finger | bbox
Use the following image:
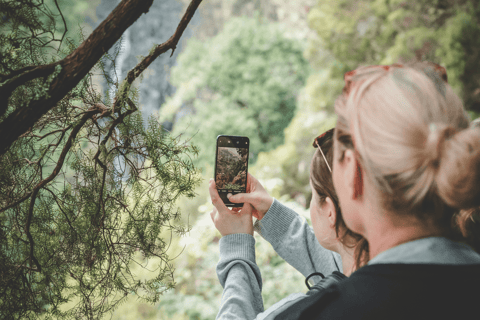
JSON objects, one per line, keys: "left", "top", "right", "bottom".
{"left": 246, "top": 172, "right": 259, "bottom": 193}
{"left": 246, "top": 172, "right": 254, "bottom": 193}
{"left": 209, "top": 179, "right": 229, "bottom": 213}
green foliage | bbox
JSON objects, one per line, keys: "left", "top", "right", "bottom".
{"left": 161, "top": 16, "right": 310, "bottom": 168}
{"left": 250, "top": 65, "right": 341, "bottom": 201}
{"left": 0, "top": 1, "right": 201, "bottom": 319}
{"left": 251, "top": 100, "right": 337, "bottom": 204}
{"left": 1, "top": 104, "right": 201, "bottom": 319}
{"left": 305, "top": 0, "right": 480, "bottom": 110}
{"left": 435, "top": 3, "right": 480, "bottom": 110}
{"left": 251, "top": 0, "right": 480, "bottom": 202}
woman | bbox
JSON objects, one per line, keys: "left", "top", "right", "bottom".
{"left": 306, "top": 62, "right": 480, "bottom": 319}
{"left": 209, "top": 128, "right": 367, "bottom": 319}
{"left": 209, "top": 62, "right": 480, "bottom": 319}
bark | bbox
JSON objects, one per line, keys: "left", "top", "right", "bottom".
{"left": 0, "top": 0, "right": 154, "bottom": 156}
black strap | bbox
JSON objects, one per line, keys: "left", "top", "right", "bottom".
{"left": 305, "top": 272, "right": 325, "bottom": 290}
{"left": 270, "top": 271, "right": 346, "bottom": 320}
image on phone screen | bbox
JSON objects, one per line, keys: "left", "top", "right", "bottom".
{"left": 215, "top": 135, "right": 249, "bottom": 207}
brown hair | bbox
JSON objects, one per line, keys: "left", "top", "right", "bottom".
{"left": 310, "top": 132, "right": 369, "bottom": 269}
{"left": 334, "top": 62, "right": 480, "bottom": 235}
{"left": 454, "top": 208, "right": 480, "bottom": 253}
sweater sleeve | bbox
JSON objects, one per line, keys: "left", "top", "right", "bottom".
{"left": 253, "top": 199, "right": 342, "bottom": 285}
{"left": 216, "top": 233, "right": 264, "bottom": 320}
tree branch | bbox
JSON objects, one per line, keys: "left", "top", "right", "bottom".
{"left": 115, "top": 0, "right": 203, "bottom": 109}
{"left": 0, "top": 0, "right": 155, "bottom": 156}
{"left": 0, "top": 192, "right": 32, "bottom": 214}
{"left": 43, "top": 187, "right": 76, "bottom": 235}
{"left": 0, "top": 66, "right": 37, "bottom": 83}
{"left": 24, "top": 105, "right": 104, "bottom": 272}
{"left": 53, "top": 0, "right": 67, "bottom": 51}
{"left": 92, "top": 99, "right": 137, "bottom": 225}
{"left": 0, "top": 63, "right": 58, "bottom": 117}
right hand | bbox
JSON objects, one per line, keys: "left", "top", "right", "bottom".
{"left": 209, "top": 179, "right": 254, "bottom": 237}
{"left": 228, "top": 173, "right": 274, "bottom": 221}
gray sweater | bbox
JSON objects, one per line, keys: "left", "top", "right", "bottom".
{"left": 215, "top": 199, "right": 480, "bottom": 320}
{"left": 215, "top": 199, "right": 342, "bottom": 320}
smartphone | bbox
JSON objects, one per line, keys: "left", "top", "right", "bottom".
{"left": 214, "top": 135, "right": 249, "bottom": 207}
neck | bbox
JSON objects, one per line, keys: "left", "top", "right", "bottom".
{"left": 365, "top": 210, "right": 443, "bottom": 260}
{"left": 337, "top": 244, "right": 355, "bottom": 276}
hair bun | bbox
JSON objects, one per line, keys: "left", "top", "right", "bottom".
{"left": 425, "top": 123, "right": 457, "bottom": 168}
{"left": 436, "top": 127, "right": 480, "bottom": 209}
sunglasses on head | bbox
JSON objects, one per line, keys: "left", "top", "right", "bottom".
{"left": 343, "top": 62, "right": 448, "bottom": 96}
{"left": 313, "top": 128, "right": 334, "bottom": 173}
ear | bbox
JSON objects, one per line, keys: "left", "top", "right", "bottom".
{"left": 343, "top": 149, "right": 363, "bottom": 200}
{"left": 353, "top": 159, "right": 364, "bottom": 199}
{"left": 324, "top": 197, "right": 337, "bottom": 228}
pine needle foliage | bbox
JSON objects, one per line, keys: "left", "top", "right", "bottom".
{"left": 0, "top": 1, "right": 202, "bottom": 319}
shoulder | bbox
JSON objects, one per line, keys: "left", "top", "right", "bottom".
{"left": 301, "top": 264, "right": 480, "bottom": 320}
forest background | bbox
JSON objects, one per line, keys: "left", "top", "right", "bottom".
{"left": 2, "top": 0, "right": 480, "bottom": 319}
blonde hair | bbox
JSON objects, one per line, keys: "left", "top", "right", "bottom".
{"left": 334, "top": 63, "right": 480, "bottom": 224}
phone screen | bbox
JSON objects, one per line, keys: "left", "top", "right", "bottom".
{"left": 215, "top": 135, "right": 249, "bottom": 207}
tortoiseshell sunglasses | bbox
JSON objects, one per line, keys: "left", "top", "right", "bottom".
{"left": 312, "top": 128, "right": 335, "bottom": 173}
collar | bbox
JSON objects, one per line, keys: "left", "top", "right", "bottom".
{"left": 368, "top": 237, "right": 480, "bottom": 265}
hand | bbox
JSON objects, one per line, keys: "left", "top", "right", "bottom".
{"left": 209, "top": 179, "right": 254, "bottom": 236}
{"left": 228, "top": 173, "right": 274, "bottom": 221}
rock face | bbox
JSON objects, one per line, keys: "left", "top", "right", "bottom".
{"left": 89, "top": 0, "right": 316, "bottom": 125}
{"left": 91, "top": 0, "right": 200, "bottom": 121}
{"left": 215, "top": 148, "right": 247, "bottom": 190}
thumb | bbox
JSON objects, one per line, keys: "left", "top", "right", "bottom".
{"left": 229, "top": 192, "right": 255, "bottom": 204}
{"left": 209, "top": 179, "right": 229, "bottom": 214}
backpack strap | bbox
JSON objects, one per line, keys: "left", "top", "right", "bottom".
{"left": 261, "top": 272, "right": 346, "bottom": 320}
{"left": 309, "top": 271, "right": 346, "bottom": 292}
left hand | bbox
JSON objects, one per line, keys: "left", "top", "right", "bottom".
{"left": 209, "top": 179, "right": 254, "bottom": 236}
{"left": 228, "top": 173, "right": 273, "bottom": 221}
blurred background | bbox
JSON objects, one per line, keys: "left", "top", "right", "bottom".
{"left": 62, "top": 0, "right": 480, "bottom": 318}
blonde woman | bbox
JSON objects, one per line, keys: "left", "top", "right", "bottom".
{"left": 313, "top": 62, "right": 480, "bottom": 319}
